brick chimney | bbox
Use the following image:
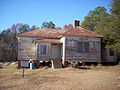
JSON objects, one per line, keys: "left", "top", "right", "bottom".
{"left": 74, "top": 20, "right": 80, "bottom": 28}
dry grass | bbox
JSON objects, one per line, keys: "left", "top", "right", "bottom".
{"left": 0, "top": 64, "right": 120, "bottom": 90}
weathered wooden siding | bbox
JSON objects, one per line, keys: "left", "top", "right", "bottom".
{"left": 102, "top": 48, "right": 117, "bottom": 63}
{"left": 18, "top": 36, "right": 102, "bottom": 67}
{"left": 18, "top": 37, "right": 37, "bottom": 61}
{"left": 64, "top": 37, "right": 101, "bottom": 62}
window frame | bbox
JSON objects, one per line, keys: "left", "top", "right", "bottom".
{"left": 77, "top": 41, "right": 90, "bottom": 53}
{"left": 84, "top": 42, "right": 89, "bottom": 53}
{"left": 39, "top": 44, "right": 48, "bottom": 56}
{"left": 77, "top": 41, "right": 83, "bottom": 53}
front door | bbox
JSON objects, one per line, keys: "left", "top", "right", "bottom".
{"left": 51, "top": 45, "right": 61, "bottom": 59}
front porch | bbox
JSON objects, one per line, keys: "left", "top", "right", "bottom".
{"left": 35, "top": 39, "right": 63, "bottom": 68}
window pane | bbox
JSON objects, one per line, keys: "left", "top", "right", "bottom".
{"left": 84, "top": 42, "right": 89, "bottom": 53}
{"left": 67, "top": 40, "right": 75, "bottom": 47}
{"left": 77, "top": 42, "right": 83, "bottom": 53}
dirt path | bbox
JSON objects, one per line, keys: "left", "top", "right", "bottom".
{"left": 0, "top": 65, "right": 120, "bottom": 90}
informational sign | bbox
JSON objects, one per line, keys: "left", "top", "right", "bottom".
{"left": 21, "top": 61, "right": 29, "bottom": 67}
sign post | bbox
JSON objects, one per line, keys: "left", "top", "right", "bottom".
{"left": 22, "top": 67, "right": 25, "bottom": 78}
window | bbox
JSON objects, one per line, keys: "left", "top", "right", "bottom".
{"left": 67, "top": 40, "right": 75, "bottom": 47}
{"left": 109, "top": 49, "right": 114, "bottom": 56}
{"left": 40, "top": 45, "right": 47, "bottom": 55}
{"left": 90, "top": 41, "right": 100, "bottom": 52}
{"left": 77, "top": 42, "right": 83, "bottom": 53}
{"left": 84, "top": 42, "right": 89, "bottom": 53}
{"left": 77, "top": 41, "right": 89, "bottom": 53}
{"left": 93, "top": 41, "right": 96, "bottom": 48}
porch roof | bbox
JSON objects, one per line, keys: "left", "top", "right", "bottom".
{"left": 35, "top": 39, "right": 62, "bottom": 44}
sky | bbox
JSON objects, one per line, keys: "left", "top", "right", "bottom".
{"left": 0, "top": 0, "right": 111, "bottom": 31}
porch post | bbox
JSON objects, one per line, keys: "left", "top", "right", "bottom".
{"left": 35, "top": 43, "right": 38, "bottom": 60}
{"left": 62, "top": 37, "right": 66, "bottom": 66}
{"left": 51, "top": 60, "right": 54, "bottom": 69}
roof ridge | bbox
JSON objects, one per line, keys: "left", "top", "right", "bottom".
{"left": 18, "top": 27, "right": 103, "bottom": 38}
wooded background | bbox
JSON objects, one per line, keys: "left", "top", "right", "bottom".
{"left": 0, "top": 0, "right": 120, "bottom": 62}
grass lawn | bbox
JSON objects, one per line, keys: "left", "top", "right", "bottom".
{"left": 0, "top": 63, "right": 120, "bottom": 90}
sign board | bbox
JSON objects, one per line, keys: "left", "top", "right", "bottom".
{"left": 21, "top": 60, "right": 29, "bottom": 67}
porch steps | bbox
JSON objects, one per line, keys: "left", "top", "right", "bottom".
{"left": 51, "top": 59, "right": 62, "bottom": 69}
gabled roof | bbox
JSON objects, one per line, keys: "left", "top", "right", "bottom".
{"left": 18, "top": 27, "right": 103, "bottom": 39}
{"left": 18, "top": 29, "right": 65, "bottom": 39}
{"left": 63, "top": 27, "right": 103, "bottom": 38}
